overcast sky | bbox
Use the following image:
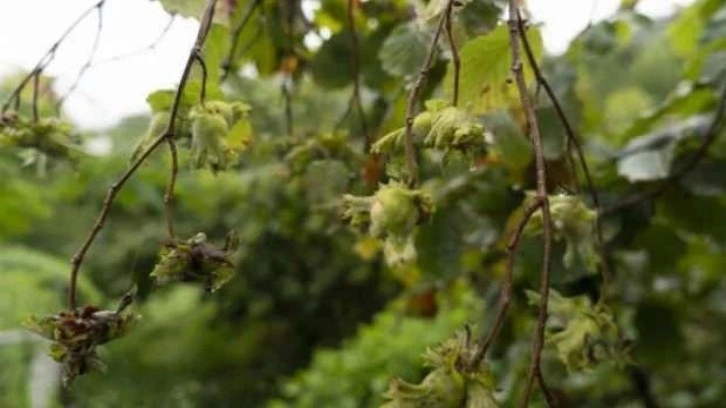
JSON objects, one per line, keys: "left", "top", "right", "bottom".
{"left": 0, "top": 0, "right": 694, "bottom": 129}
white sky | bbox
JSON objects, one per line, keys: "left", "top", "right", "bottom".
{"left": 0, "top": 0, "right": 694, "bottom": 129}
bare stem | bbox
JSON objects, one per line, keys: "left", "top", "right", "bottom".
{"left": 2, "top": 0, "right": 106, "bottom": 113}
{"left": 346, "top": 0, "right": 369, "bottom": 149}
{"left": 96, "top": 14, "right": 176, "bottom": 65}
{"left": 443, "top": 7, "right": 460, "bottom": 107}
{"left": 601, "top": 86, "right": 726, "bottom": 216}
{"left": 164, "top": 138, "right": 179, "bottom": 239}
{"left": 56, "top": 4, "right": 104, "bottom": 112}
{"left": 471, "top": 198, "right": 543, "bottom": 367}
{"left": 67, "top": 0, "right": 219, "bottom": 310}
{"left": 221, "top": 0, "right": 263, "bottom": 80}
{"left": 282, "top": 0, "right": 295, "bottom": 139}
{"left": 31, "top": 72, "right": 40, "bottom": 122}
{"left": 193, "top": 51, "right": 209, "bottom": 105}
{"left": 402, "top": 0, "right": 454, "bottom": 186}
{"left": 516, "top": 12, "right": 610, "bottom": 303}
{"left": 505, "top": 3, "right": 553, "bottom": 406}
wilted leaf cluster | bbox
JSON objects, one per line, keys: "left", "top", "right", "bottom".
{"left": 150, "top": 232, "right": 237, "bottom": 292}
{"left": 527, "top": 290, "right": 631, "bottom": 372}
{"left": 24, "top": 306, "right": 137, "bottom": 386}
{"left": 381, "top": 329, "right": 499, "bottom": 408}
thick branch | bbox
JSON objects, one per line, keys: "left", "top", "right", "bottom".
{"left": 505, "top": 3, "right": 553, "bottom": 406}
{"left": 67, "top": 0, "right": 219, "bottom": 310}
{"left": 402, "top": 0, "right": 454, "bottom": 186}
{"left": 601, "top": 86, "right": 726, "bottom": 215}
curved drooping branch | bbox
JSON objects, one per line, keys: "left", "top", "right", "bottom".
{"left": 67, "top": 0, "right": 220, "bottom": 310}
{"left": 55, "top": 4, "right": 105, "bottom": 111}
{"left": 1, "top": 0, "right": 106, "bottom": 114}
{"left": 601, "top": 86, "right": 726, "bottom": 215}
{"left": 401, "top": 0, "right": 457, "bottom": 186}
{"left": 515, "top": 12, "right": 611, "bottom": 303}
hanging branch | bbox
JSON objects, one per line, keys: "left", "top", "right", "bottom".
{"left": 501, "top": 3, "right": 554, "bottom": 406}
{"left": 346, "top": 0, "right": 369, "bottom": 149}
{"left": 402, "top": 0, "right": 453, "bottom": 186}
{"left": 1, "top": 0, "right": 106, "bottom": 114}
{"left": 515, "top": 11, "right": 611, "bottom": 302}
{"left": 471, "top": 199, "right": 543, "bottom": 366}
{"left": 193, "top": 51, "right": 209, "bottom": 104}
{"left": 601, "top": 86, "right": 726, "bottom": 216}
{"left": 67, "top": 0, "right": 219, "bottom": 310}
{"left": 164, "top": 138, "right": 179, "bottom": 240}
{"left": 56, "top": 4, "right": 104, "bottom": 112}
{"left": 220, "top": 0, "right": 263, "bottom": 80}
{"left": 443, "top": 5, "right": 460, "bottom": 106}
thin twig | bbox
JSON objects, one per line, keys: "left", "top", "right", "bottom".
{"left": 346, "top": 0, "right": 369, "bottom": 149}
{"left": 565, "top": 137, "right": 582, "bottom": 193}
{"left": 505, "top": 3, "right": 554, "bottom": 406}
{"left": 56, "top": 4, "right": 104, "bottom": 112}
{"left": 282, "top": 79, "right": 294, "bottom": 138}
{"left": 282, "top": 0, "right": 295, "bottom": 139}
{"left": 96, "top": 14, "right": 176, "bottom": 64}
{"left": 164, "top": 138, "right": 179, "bottom": 239}
{"left": 516, "top": 12, "right": 610, "bottom": 303}
{"left": 601, "top": 86, "right": 726, "bottom": 215}
{"left": 221, "top": 0, "right": 263, "bottom": 80}
{"left": 2, "top": 0, "right": 106, "bottom": 113}
{"left": 31, "top": 72, "right": 40, "bottom": 122}
{"left": 471, "top": 198, "right": 543, "bottom": 366}
{"left": 193, "top": 51, "right": 209, "bottom": 104}
{"left": 537, "top": 371, "right": 558, "bottom": 407}
{"left": 628, "top": 365, "right": 660, "bottom": 408}
{"left": 443, "top": 7, "right": 460, "bottom": 106}
{"left": 67, "top": 0, "right": 220, "bottom": 310}
{"left": 402, "top": 0, "right": 454, "bottom": 186}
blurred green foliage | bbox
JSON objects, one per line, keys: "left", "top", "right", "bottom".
{"left": 1, "top": 0, "right": 726, "bottom": 406}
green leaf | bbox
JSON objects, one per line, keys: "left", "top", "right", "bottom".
{"left": 200, "top": 23, "right": 230, "bottom": 86}
{"left": 458, "top": 0, "right": 500, "bottom": 37}
{"left": 666, "top": 0, "right": 723, "bottom": 59}
{"left": 445, "top": 25, "right": 543, "bottom": 114}
{"left": 145, "top": 81, "right": 225, "bottom": 114}
{"left": 158, "top": 0, "right": 206, "bottom": 19}
{"left": 378, "top": 23, "right": 432, "bottom": 78}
